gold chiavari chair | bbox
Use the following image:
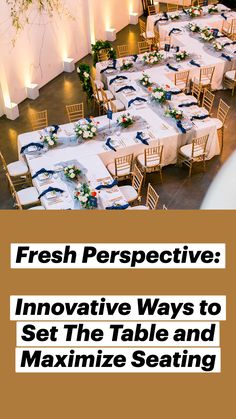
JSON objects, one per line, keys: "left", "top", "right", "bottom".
{"left": 191, "top": 81, "right": 202, "bottom": 104}
{"left": 167, "top": 4, "right": 179, "bottom": 13}
{"left": 223, "top": 70, "right": 236, "bottom": 96}
{"left": 117, "top": 44, "right": 131, "bottom": 58}
{"left": 90, "top": 77, "right": 113, "bottom": 115}
{"left": 137, "top": 145, "right": 164, "bottom": 184}
{"left": 194, "top": 66, "right": 215, "bottom": 90}
{"left": 208, "top": 0, "right": 219, "bottom": 4}
{"left": 6, "top": 173, "right": 40, "bottom": 209}
{"left": 107, "top": 153, "right": 134, "bottom": 182}
{"left": 177, "top": 134, "right": 209, "bottom": 177}
{"left": 139, "top": 18, "right": 154, "bottom": 42}
{"left": 100, "top": 89, "right": 125, "bottom": 114}
{"left": 30, "top": 110, "right": 48, "bottom": 131}
{"left": 97, "top": 48, "right": 110, "bottom": 62}
{"left": 148, "top": 5, "right": 158, "bottom": 15}
{"left": 222, "top": 20, "right": 232, "bottom": 38}
{"left": 230, "top": 23, "right": 236, "bottom": 41}
{"left": 0, "top": 151, "right": 30, "bottom": 189}
{"left": 197, "top": 0, "right": 206, "bottom": 6}
{"left": 126, "top": 184, "right": 160, "bottom": 210}
{"left": 202, "top": 89, "right": 215, "bottom": 115}
{"left": 119, "top": 165, "right": 144, "bottom": 205}
{"left": 138, "top": 41, "right": 152, "bottom": 54}
{"left": 66, "top": 103, "right": 84, "bottom": 123}
{"left": 174, "top": 70, "right": 190, "bottom": 92}
{"left": 211, "top": 99, "right": 230, "bottom": 153}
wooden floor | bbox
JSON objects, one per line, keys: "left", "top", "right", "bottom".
{"left": 0, "top": 11, "right": 236, "bottom": 209}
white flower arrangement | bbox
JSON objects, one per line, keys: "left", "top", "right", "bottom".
{"left": 63, "top": 165, "right": 81, "bottom": 181}
{"left": 74, "top": 120, "right": 98, "bottom": 140}
{"left": 143, "top": 51, "right": 164, "bottom": 66}
{"left": 169, "top": 13, "right": 180, "bottom": 20}
{"left": 151, "top": 87, "right": 167, "bottom": 103}
{"left": 175, "top": 50, "right": 189, "bottom": 61}
{"left": 186, "top": 6, "right": 203, "bottom": 18}
{"left": 74, "top": 183, "right": 98, "bottom": 209}
{"left": 213, "top": 41, "right": 224, "bottom": 51}
{"left": 187, "top": 22, "right": 201, "bottom": 33}
{"left": 139, "top": 73, "right": 152, "bottom": 87}
{"left": 117, "top": 113, "right": 134, "bottom": 128}
{"left": 208, "top": 5, "right": 218, "bottom": 14}
{"left": 121, "top": 59, "right": 134, "bottom": 71}
{"left": 43, "top": 133, "right": 58, "bottom": 148}
{"left": 200, "top": 27, "right": 215, "bottom": 42}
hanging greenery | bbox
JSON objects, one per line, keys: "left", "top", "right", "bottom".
{"left": 91, "top": 40, "right": 117, "bottom": 66}
{"left": 77, "top": 63, "right": 93, "bottom": 101}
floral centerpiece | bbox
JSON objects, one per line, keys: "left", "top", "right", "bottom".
{"left": 151, "top": 87, "right": 167, "bottom": 104}
{"left": 165, "top": 108, "right": 183, "bottom": 120}
{"left": 143, "top": 51, "right": 163, "bottom": 66}
{"left": 74, "top": 183, "right": 98, "bottom": 209}
{"left": 213, "top": 41, "right": 224, "bottom": 51}
{"left": 120, "top": 60, "right": 133, "bottom": 71}
{"left": 200, "top": 27, "right": 215, "bottom": 42}
{"left": 187, "top": 22, "right": 201, "bottom": 33}
{"left": 117, "top": 113, "right": 134, "bottom": 128}
{"left": 139, "top": 73, "right": 152, "bottom": 87}
{"left": 208, "top": 5, "right": 219, "bottom": 14}
{"left": 186, "top": 6, "right": 203, "bottom": 18}
{"left": 63, "top": 165, "right": 81, "bottom": 181}
{"left": 74, "top": 120, "right": 98, "bottom": 140}
{"left": 43, "top": 132, "right": 58, "bottom": 148}
{"left": 175, "top": 50, "right": 189, "bottom": 61}
{"left": 169, "top": 13, "right": 180, "bottom": 21}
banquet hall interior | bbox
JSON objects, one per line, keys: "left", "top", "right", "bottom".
{"left": 0, "top": 0, "right": 235, "bottom": 210}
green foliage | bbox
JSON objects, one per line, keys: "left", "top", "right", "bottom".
{"left": 77, "top": 63, "right": 93, "bottom": 101}
{"left": 91, "top": 40, "right": 117, "bottom": 66}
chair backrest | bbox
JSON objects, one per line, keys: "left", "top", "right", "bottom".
{"left": 139, "top": 19, "right": 146, "bottom": 36}
{"left": 175, "top": 70, "right": 190, "bottom": 88}
{"left": 115, "top": 154, "right": 133, "bottom": 177}
{"left": 192, "top": 135, "right": 209, "bottom": 159}
{"left": 217, "top": 99, "right": 230, "bottom": 125}
{"left": 66, "top": 103, "right": 84, "bottom": 123}
{"left": 192, "top": 81, "right": 202, "bottom": 104}
{"left": 0, "top": 151, "right": 8, "bottom": 171}
{"left": 138, "top": 41, "right": 151, "bottom": 54}
{"left": 117, "top": 44, "right": 130, "bottom": 58}
{"left": 98, "top": 49, "right": 110, "bottom": 62}
{"left": 167, "top": 4, "right": 178, "bottom": 12}
{"left": 132, "top": 165, "right": 143, "bottom": 196}
{"left": 148, "top": 5, "right": 157, "bottom": 15}
{"left": 197, "top": 0, "right": 206, "bottom": 6}
{"left": 100, "top": 89, "right": 110, "bottom": 112}
{"left": 30, "top": 110, "right": 48, "bottom": 131}
{"left": 222, "top": 20, "right": 232, "bottom": 35}
{"left": 146, "top": 183, "right": 159, "bottom": 210}
{"left": 202, "top": 89, "right": 215, "bottom": 114}
{"left": 200, "top": 66, "right": 215, "bottom": 83}
{"left": 144, "top": 146, "right": 163, "bottom": 167}
{"left": 5, "top": 173, "right": 22, "bottom": 210}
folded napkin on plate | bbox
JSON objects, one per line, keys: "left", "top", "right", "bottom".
{"left": 109, "top": 75, "right": 128, "bottom": 85}
{"left": 51, "top": 124, "right": 60, "bottom": 134}
{"left": 176, "top": 120, "right": 187, "bottom": 134}
{"left": 105, "top": 138, "right": 117, "bottom": 152}
{"left": 106, "top": 203, "right": 130, "bottom": 210}
{"left": 154, "top": 13, "right": 169, "bottom": 25}
{"left": 136, "top": 131, "right": 149, "bottom": 145}
{"left": 96, "top": 180, "right": 118, "bottom": 191}
{"left": 169, "top": 28, "right": 181, "bottom": 36}
{"left": 100, "top": 60, "right": 117, "bottom": 74}
{"left": 221, "top": 13, "right": 228, "bottom": 20}
{"left": 189, "top": 59, "right": 201, "bottom": 67}
{"left": 38, "top": 187, "right": 64, "bottom": 199}
{"left": 32, "top": 168, "right": 55, "bottom": 179}
{"left": 166, "top": 63, "right": 179, "bottom": 71}
{"left": 116, "top": 85, "right": 136, "bottom": 93}
{"left": 132, "top": 55, "right": 138, "bottom": 62}
{"left": 178, "top": 101, "right": 197, "bottom": 108}
{"left": 20, "top": 142, "right": 44, "bottom": 154}
{"left": 182, "top": 8, "right": 188, "bottom": 14}
{"left": 128, "top": 97, "right": 147, "bottom": 107}
{"left": 191, "top": 114, "right": 208, "bottom": 121}
{"left": 221, "top": 53, "right": 232, "bottom": 61}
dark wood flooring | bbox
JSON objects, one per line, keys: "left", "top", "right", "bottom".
{"left": 0, "top": 9, "right": 235, "bottom": 209}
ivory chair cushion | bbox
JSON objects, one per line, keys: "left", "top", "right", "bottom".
{"left": 210, "top": 118, "right": 223, "bottom": 130}
{"left": 126, "top": 205, "right": 149, "bottom": 210}
{"left": 17, "top": 187, "right": 39, "bottom": 206}
{"left": 111, "top": 99, "right": 125, "bottom": 112}
{"left": 95, "top": 80, "right": 104, "bottom": 89}
{"left": 179, "top": 144, "right": 205, "bottom": 159}
{"left": 137, "top": 154, "right": 161, "bottom": 168}
{"left": 7, "top": 160, "right": 28, "bottom": 177}
{"left": 225, "top": 70, "right": 236, "bottom": 81}
{"left": 97, "top": 90, "right": 114, "bottom": 101}
{"left": 119, "top": 186, "right": 138, "bottom": 203}
{"left": 194, "top": 76, "right": 211, "bottom": 86}
{"left": 28, "top": 206, "right": 46, "bottom": 210}
{"left": 107, "top": 163, "right": 131, "bottom": 177}
{"left": 142, "top": 31, "right": 155, "bottom": 39}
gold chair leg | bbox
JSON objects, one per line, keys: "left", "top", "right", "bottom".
{"left": 188, "top": 162, "right": 193, "bottom": 178}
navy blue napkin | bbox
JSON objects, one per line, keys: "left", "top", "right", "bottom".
{"left": 221, "top": 53, "right": 232, "bottom": 61}
{"left": 223, "top": 41, "right": 236, "bottom": 47}
{"left": 51, "top": 125, "right": 60, "bottom": 134}
{"left": 100, "top": 59, "right": 117, "bottom": 74}
{"left": 169, "top": 28, "right": 181, "bottom": 36}
{"left": 179, "top": 101, "right": 197, "bottom": 108}
{"left": 221, "top": 13, "right": 227, "bottom": 20}
{"left": 96, "top": 180, "right": 118, "bottom": 191}
{"left": 190, "top": 59, "right": 201, "bottom": 67}
{"left": 136, "top": 132, "right": 149, "bottom": 145}
{"left": 128, "top": 97, "right": 147, "bottom": 107}
{"left": 168, "top": 89, "right": 182, "bottom": 95}
{"left": 106, "top": 203, "right": 130, "bottom": 210}
{"left": 191, "top": 114, "right": 208, "bottom": 121}
{"left": 116, "top": 85, "right": 136, "bottom": 93}
{"left": 106, "top": 138, "right": 117, "bottom": 152}
{"left": 154, "top": 13, "right": 169, "bottom": 26}
{"left": 38, "top": 187, "right": 64, "bottom": 199}
{"left": 182, "top": 9, "right": 188, "bottom": 14}
{"left": 20, "top": 142, "right": 44, "bottom": 154}
{"left": 32, "top": 168, "right": 55, "bottom": 179}
{"left": 176, "top": 120, "right": 187, "bottom": 134}
{"left": 133, "top": 55, "right": 138, "bottom": 62}
{"left": 166, "top": 63, "right": 179, "bottom": 71}
{"left": 109, "top": 75, "right": 128, "bottom": 85}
